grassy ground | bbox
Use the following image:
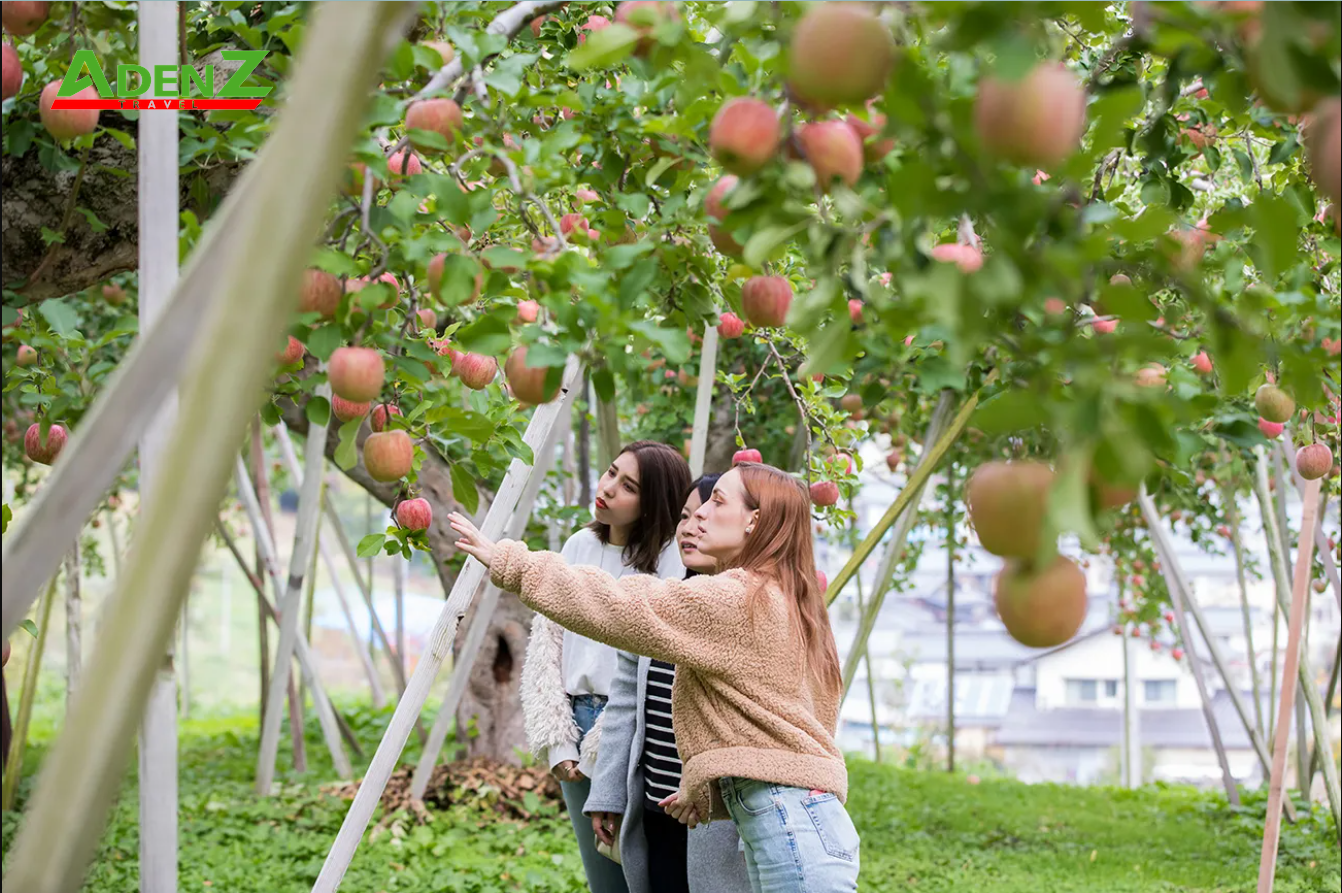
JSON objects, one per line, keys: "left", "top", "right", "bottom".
{"left": 2, "top": 703, "right": 1338, "bottom": 893}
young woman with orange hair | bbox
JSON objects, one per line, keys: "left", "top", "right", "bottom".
{"left": 450, "top": 463, "right": 859, "bottom": 893}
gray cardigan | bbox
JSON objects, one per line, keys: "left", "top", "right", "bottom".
{"left": 583, "top": 650, "right": 750, "bottom": 893}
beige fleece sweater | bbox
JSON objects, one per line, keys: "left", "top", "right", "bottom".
{"left": 490, "top": 539, "right": 846, "bottom": 823}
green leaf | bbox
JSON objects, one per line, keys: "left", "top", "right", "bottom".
{"left": 630, "top": 320, "right": 691, "bottom": 366}
{"left": 260, "top": 402, "right": 282, "bottom": 426}
{"left": 972, "top": 390, "right": 1049, "bottom": 435}
{"left": 1252, "top": 194, "right": 1300, "bottom": 278}
{"left": 305, "top": 397, "right": 331, "bottom": 428}
{"left": 565, "top": 23, "right": 639, "bottom": 71}
{"left": 306, "top": 324, "right": 343, "bottom": 361}
{"left": 1044, "top": 452, "right": 1101, "bottom": 555}
{"left": 451, "top": 464, "right": 480, "bottom": 515}
{"left": 37, "top": 299, "right": 79, "bottom": 338}
{"left": 743, "top": 223, "right": 804, "bottom": 269}
{"left": 356, "top": 534, "right": 387, "bottom": 558}
{"left": 455, "top": 314, "right": 513, "bottom": 357}
{"left": 643, "top": 156, "right": 681, "bottom": 188}
{"left": 1, "top": 503, "right": 10, "bottom": 534}
{"left": 334, "top": 417, "right": 363, "bottom": 470}
{"left": 20, "top": 619, "right": 38, "bottom": 639}
{"left": 592, "top": 367, "right": 616, "bottom": 403}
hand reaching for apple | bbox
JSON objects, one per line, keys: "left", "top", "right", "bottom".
{"left": 448, "top": 512, "right": 496, "bottom": 567}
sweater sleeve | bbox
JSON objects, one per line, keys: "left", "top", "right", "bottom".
{"left": 582, "top": 650, "right": 640, "bottom": 816}
{"left": 490, "top": 539, "right": 752, "bottom": 674}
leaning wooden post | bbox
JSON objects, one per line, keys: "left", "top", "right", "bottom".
{"left": 1252, "top": 456, "right": 1341, "bottom": 840}
{"left": 137, "top": 7, "right": 181, "bottom": 889}
{"left": 314, "top": 357, "right": 584, "bottom": 893}
{"left": 1121, "top": 586, "right": 1141, "bottom": 790}
{"left": 1223, "top": 483, "right": 1265, "bottom": 737}
{"left": 1140, "top": 491, "right": 1286, "bottom": 813}
{"left": 0, "top": 10, "right": 411, "bottom": 889}
{"left": 1139, "top": 489, "right": 1239, "bottom": 805}
{"left": 853, "top": 561, "right": 882, "bottom": 763}
{"left": 840, "top": 394, "right": 959, "bottom": 695}
{"left": 0, "top": 577, "right": 58, "bottom": 812}
{"left": 393, "top": 557, "right": 406, "bottom": 678}
{"left": 1258, "top": 479, "right": 1324, "bottom": 891}
{"left": 410, "top": 377, "right": 579, "bottom": 799}
{"left": 64, "top": 548, "right": 81, "bottom": 711}
{"left": 827, "top": 389, "right": 974, "bottom": 607}
{"left": 688, "top": 325, "right": 719, "bottom": 479}
{"left": 256, "top": 388, "right": 351, "bottom": 793}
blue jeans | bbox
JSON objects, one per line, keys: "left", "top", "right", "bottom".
{"left": 720, "top": 776, "right": 860, "bottom": 893}
{"left": 560, "top": 694, "right": 629, "bottom": 893}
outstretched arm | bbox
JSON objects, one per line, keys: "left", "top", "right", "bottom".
{"left": 450, "top": 513, "right": 751, "bottom": 673}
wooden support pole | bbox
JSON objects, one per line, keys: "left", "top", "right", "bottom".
{"left": 1140, "top": 491, "right": 1286, "bottom": 812}
{"left": 410, "top": 378, "right": 577, "bottom": 799}
{"left": 254, "top": 402, "right": 352, "bottom": 792}
{"left": 136, "top": 8, "right": 181, "bottom": 889}
{"left": 688, "top": 325, "right": 719, "bottom": 479}
{"left": 0, "top": 577, "right": 58, "bottom": 812}
{"left": 314, "top": 357, "right": 584, "bottom": 893}
{"left": 945, "top": 466, "right": 956, "bottom": 774}
{"left": 1224, "top": 484, "right": 1266, "bottom": 737}
{"left": 1252, "top": 458, "right": 1341, "bottom": 840}
{"left": 826, "top": 389, "right": 973, "bottom": 607}
{"left": 64, "top": 547, "right": 81, "bottom": 711}
{"left": 595, "top": 384, "right": 621, "bottom": 473}
{"left": 1258, "top": 479, "right": 1324, "bottom": 891}
{"left": 1121, "top": 595, "right": 1141, "bottom": 789}
{"left": 853, "top": 563, "right": 882, "bottom": 763}
{"left": 393, "top": 557, "right": 406, "bottom": 679}
{"left": 1140, "top": 489, "right": 1239, "bottom": 805}
{"left": 840, "top": 394, "right": 958, "bottom": 695}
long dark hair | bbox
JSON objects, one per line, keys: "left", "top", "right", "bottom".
{"left": 683, "top": 473, "right": 721, "bottom": 580}
{"left": 588, "top": 440, "right": 692, "bottom": 574}
{"left": 728, "top": 463, "right": 842, "bottom": 697}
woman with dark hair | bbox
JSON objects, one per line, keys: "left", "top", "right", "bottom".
{"left": 584, "top": 474, "right": 750, "bottom": 893}
{"left": 452, "top": 462, "right": 859, "bottom": 893}
{"left": 518, "top": 440, "right": 691, "bottom": 893}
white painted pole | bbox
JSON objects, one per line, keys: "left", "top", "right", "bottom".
{"left": 137, "top": 6, "right": 180, "bottom": 890}
{"left": 256, "top": 387, "right": 350, "bottom": 793}
{"left": 688, "top": 325, "right": 718, "bottom": 479}
{"left": 313, "top": 357, "right": 584, "bottom": 893}
{"left": 394, "top": 557, "right": 406, "bottom": 679}
{"left": 64, "top": 547, "right": 81, "bottom": 712}
{"left": 1122, "top": 621, "right": 1140, "bottom": 788}
{"left": 222, "top": 559, "right": 231, "bottom": 655}
{"left": 410, "top": 378, "right": 578, "bottom": 799}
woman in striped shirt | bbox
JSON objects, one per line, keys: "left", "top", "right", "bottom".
{"left": 584, "top": 474, "right": 749, "bottom": 893}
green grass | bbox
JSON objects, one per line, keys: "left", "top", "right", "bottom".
{"left": 3, "top": 703, "right": 1338, "bottom": 892}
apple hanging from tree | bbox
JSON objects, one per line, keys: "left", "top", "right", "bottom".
{"left": 328, "top": 346, "right": 386, "bottom": 403}
{"left": 732, "top": 448, "right": 763, "bottom": 466}
{"left": 717, "top": 312, "right": 745, "bottom": 339}
{"left": 974, "top": 61, "right": 1087, "bottom": 168}
{"left": 331, "top": 395, "right": 370, "bottom": 423}
{"left": 24, "top": 422, "right": 67, "bottom": 465}
{"left": 363, "top": 430, "right": 414, "bottom": 482}
{"left": 810, "top": 480, "right": 840, "bottom": 507}
{"left": 994, "top": 556, "right": 1088, "bottom": 648}
{"left": 505, "top": 346, "right": 560, "bottom": 404}
{"left": 709, "top": 97, "right": 780, "bottom": 176}
{"left": 396, "top": 497, "right": 433, "bottom": 531}
{"left": 300, "top": 269, "right": 342, "bottom": 318}
{"left": 371, "top": 403, "right": 402, "bottom": 432}
{"left": 453, "top": 352, "right": 499, "bottom": 390}
{"left": 40, "top": 82, "right": 100, "bottom": 141}
{"left": 2, "top": 42, "right": 24, "bottom": 101}
{"left": 1254, "top": 384, "right": 1294, "bottom": 423}
{"left": 741, "top": 276, "right": 792, "bottom": 328}
{"left": 966, "top": 461, "right": 1055, "bottom": 559}
{"left": 405, "top": 97, "right": 463, "bottom": 150}
{"left": 796, "top": 120, "right": 864, "bottom": 191}
{"left": 1257, "top": 418, "right": 1284, "bottom": 439}
{"left": 931, "top": 243, "right": 983, "bottom": 273}
{"left": 1296, "top": 443, "right": 1333, "bottom": 480}
{"left": 786, "top": 3, "right": 893, "bottom": 110}
{"left": 16, "top": 344, "right": 37, "bottom": 366}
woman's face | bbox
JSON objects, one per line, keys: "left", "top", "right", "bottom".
{"left": 691, "top": 469, "right": 758, "bottom": 563}
{"left": 676, "top": 489, "right": 716, "bottom": 572}
{"left": 593, "top": 450, "right": 642, "bottom": 530}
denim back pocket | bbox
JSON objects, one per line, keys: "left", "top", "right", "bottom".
{"left": 802, "top": 792, "right": 860, "bottom": 862}
{"left": 732, "top": 778, "right": 780, "bottom": 816}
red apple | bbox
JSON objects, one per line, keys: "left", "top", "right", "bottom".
{"left": 717, "top": 311, "right": 745, "bottom": 339}
{"left": 300, "top": 269, "right": 342, "bottom": 318}
{"left": 786, "top": 3, "right": 893, "bottom": 110}
{"left": 2, "top": 2, "right": 49, "bottom": 36}
{"left": 415, "top": 307, "right": 438, "bottom": 331}
{"left": 277, "top": 336, "right": 305, "bottom": 366}
{"left": 387, "top": 150, "right": 423, "bottom": 180}
{"left": 24, "top": 422, "right": 67, "bottom": 465}
{"left": 560, "top": 213, "right": 589, "bottom": 237}
{"left": 1296, "top": 443, "right": 1333, "bottom": 480}
{"left": 797, "top": 120, "right": 863, "bottom": 191}
{"left": 816, "top": 570, "right": 829, "bottom": 591}
{"left": 704, "top": 175, "right": 742, "bottom": 256}
{"left": 422, "top": 40, "right": 454, "bottom": 66}
{"left": 331, "top": 395, "right": 370, "bottom": 423}
{"left": 371, "top": 403, "right": 402, "bottom": 432}
{"left": 427, "top": 252, "right": 483, "bottom": 303}
{"left": 577, "top": 14, "right": 610, "bottom": 44}
{"left": 975, "top": 62, "right": 1087, "bottom": 168}
{"left": 2, "top": 42, "right": 24, "bottom": 101}
{"left": 741, "top": 276, "right": 792, "bottom": 328}
{"left": 346, "top": 272, "right": 401, "bottom": 310}
{"left": 1091, "top": 318, "right": 1118, "bottom": 335}
{"left": 847, "top": 299, "right": 864, "bottom": 324}
{"left": 709, "top": 97, "right": 780, "bottom": 176}
{"left": 613, "top": 1, "right": 679, "bottom": 55}
{"left": 810, "top": 480, "right": 840, "bottom": 506}
{"left": 1172, "top": 647, "right": 1185, "bottom": 661}
{"left": 40, "top": 82, "right": 100, "bottom": 141}
{"left": 16, "top": 344, "right": 37, "bottom": 366}
{"left": 453, "top": 352, "right": 499, "bottom": 390}
{"left": 1257, "top": 418, "right": 1284, "bottom": 439}
{"left": 505, "top": 345, "right": 560, "bottom": 404}
{"left": 1191, "top": 351, "right": 1213, "bottom": 374}
{"left": 405, "top": 98, "right": 463, "bottom": 150}
{"left": 515, "top": 299, "right": 540, "bottom": 323}
{"left": 931, "top": 243, "right": 983, "bottom": 273}
{"left": 363, "top": 430, "right": 414, "bottom": 482}
{"left": 845, "top": 112, "right": 894, "bottom": 163}
{"left": 396, "top": 496, "right": 433, "bottom": 531}
{"left": 732, "top": 448, "right": 763, "bottom": 466}
{"left": 328, "top": 346, "right": 385, "bottom": 402}
{"left": 102, "top": 283, "right": 126, "bottom": 305}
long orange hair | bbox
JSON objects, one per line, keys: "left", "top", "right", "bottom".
{"left": 726, "top": 463, "right": 842, "bottom": 697}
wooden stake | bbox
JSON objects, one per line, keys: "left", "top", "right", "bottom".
{"left": 827, "top": 389, "right": 974, "bottom": 607}
{"left": 1258, "top": 479, "right": 1323, "bottom": 891}
{"left": 945, "top": 466, "right": 956, "bottom": 774}
{"left": 1, "top": 577, "right": 58, "bottom": 812}
{"left": 1141, "top": 489, "right": 1239, "bottom": 805}
{"left": 410, "top": 379, "right": 577, "bottom": 799}
{"left": 64, "top": 547, "right": 81, "bottom": 711}
{"left": 1224, "top": 484, "right": 1266, "bottom": 737}
{"left": 688, "top": 325, "right": 719, "bottom": 479}
{"left": 0, "top": 10, "right": 411, "bottom": 887}
{"left": 313, "top": 357, "right": 584, "bottom": 893}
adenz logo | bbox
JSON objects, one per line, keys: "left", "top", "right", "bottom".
{"left": 52, "top": 49, "right": 271, "bottom": 111}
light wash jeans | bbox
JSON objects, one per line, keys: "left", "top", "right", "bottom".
{"left": 560, "top": 694, "right": 629, "bottom": 893}
{"left": 720, "top": 776, "right": 860, "bottom": 893}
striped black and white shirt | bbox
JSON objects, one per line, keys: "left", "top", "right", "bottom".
{"left": 641, "top": 658, "right": 682, "bottom": 809}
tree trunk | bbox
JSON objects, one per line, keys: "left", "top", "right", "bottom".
{"left": 454, "top": 591, "right": 532, "bottom": 763}
{"left": 702, "top": 391, "right": 740, "bottom": 474}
